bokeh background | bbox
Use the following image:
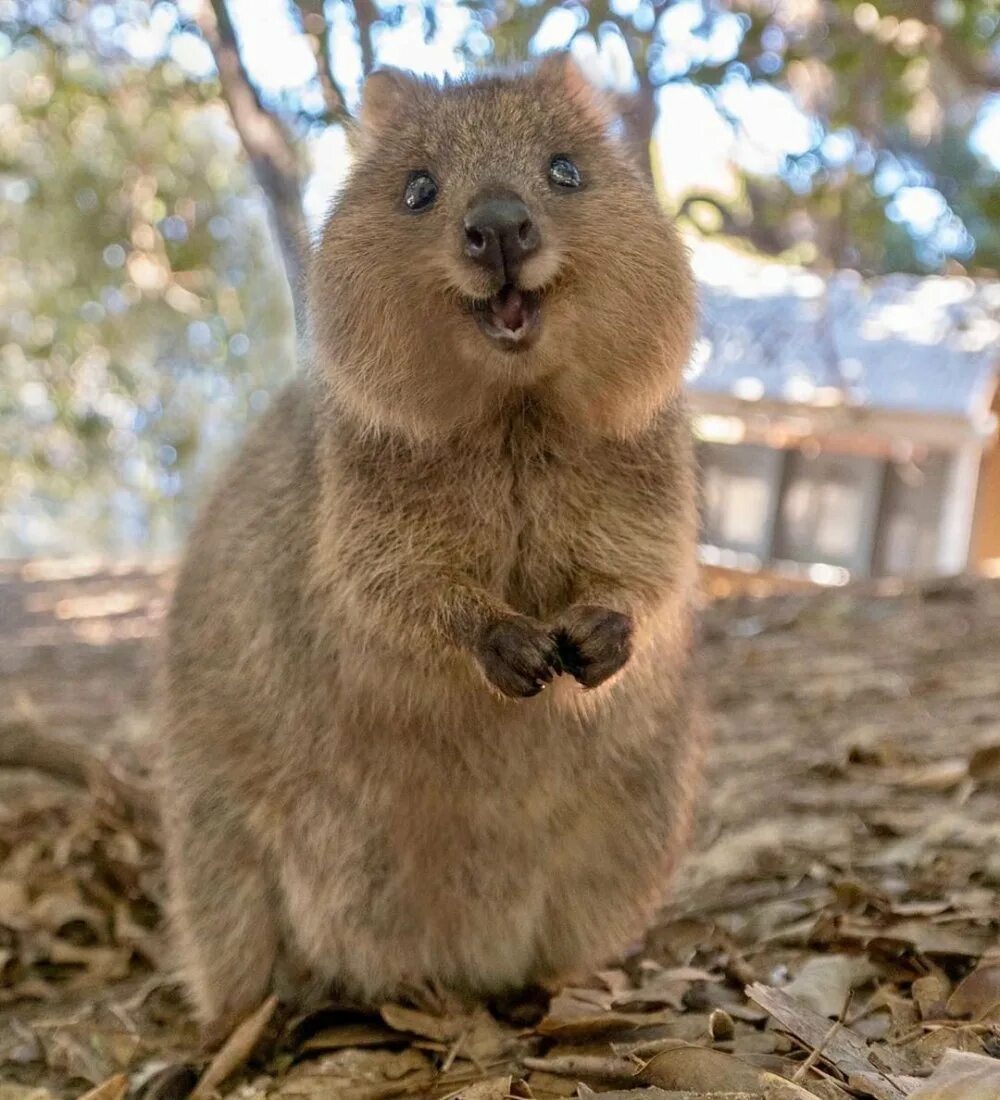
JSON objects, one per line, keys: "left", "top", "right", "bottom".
{"left": 2, "top": 0, "right": 999, "bottom": 577}
{"left": 3, "top": 10, "right": 1000, "bottom": 1096}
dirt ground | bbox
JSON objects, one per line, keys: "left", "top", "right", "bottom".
{"left": 1, "top": 561, "right": 999, "bottom": 1100}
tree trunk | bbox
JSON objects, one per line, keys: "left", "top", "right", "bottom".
{"left": 197, "top": 0, "right": 310, "bottom": 335}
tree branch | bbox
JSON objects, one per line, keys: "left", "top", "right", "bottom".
{"left": 605, "top": 19, "right": 656, "bottom": 182}
{"left": 196, "top": 0, "right": 309, "bottom": 332}
{"left": 351, "top": 0, "right": 378, "bottom": 78}
{"left": 293, "top": 0, "right": 353, "bottom": 124}
{"left": 678, "top": 190, "right": 791, "bottom": 256}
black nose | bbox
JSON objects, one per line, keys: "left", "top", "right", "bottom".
{"left": 463, "top": 196, "right": 540, "bottom": 282}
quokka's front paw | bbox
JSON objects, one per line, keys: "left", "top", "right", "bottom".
{"left": 475, "top": 616, "right": 563, "bottom": 699}
{"left": 554, "top": 605, "right": 633, "bottom": 689}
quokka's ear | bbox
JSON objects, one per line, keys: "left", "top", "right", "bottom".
{"left": 359, "top": 67, "right": 425, "bottom": 133}
{"left": 536, "top": 51, "right": 615, "bottom": 131}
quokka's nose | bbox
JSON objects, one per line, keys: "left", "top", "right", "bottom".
{"left": 463, "top": 196, "right": 540, "bottom": 282}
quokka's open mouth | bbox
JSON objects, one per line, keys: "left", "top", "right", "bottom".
{"left": 470, "top": 285, "right": 542, "bottom": 350}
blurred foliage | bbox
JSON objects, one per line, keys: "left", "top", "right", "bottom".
{"left": 0, "top": 7, "right": 294, "bottom": 556}
{"left": 1, "top": 0, "right": 998, "bottom": 557}
{"left": 465, "top": 0, "right": 1000, "bottom": 274}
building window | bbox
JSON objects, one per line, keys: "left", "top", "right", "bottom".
{"left": 698, "top": 439, "right": 965, "bottom": 579}
{"left": 698, "top": 442, "right": 783, "bottom": 559}
{"left": 772, "top": 451, "right": 884, "bottom": 575}
{"left": 873, "top": 454, "right": 949, "bottom": 577}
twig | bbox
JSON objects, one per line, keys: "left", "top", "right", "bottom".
{"left": 791, "top": 992, "right": 850, "bottom": 1084}
{"left": 293, "top": 0, "right": 352, "bottom": 125}
{"left": 520, "top": 1054, "right": 638, "bottom": 1083}
{"left": 351, "top": 0, "right": 378, "bottom": 77}
{"left": 440, "top": 1029, "right": 465, "bottom": 1074}
{"left": 1, "top": 717, "right": 101, "bottom": 785}
{"left": 0, "top": 719, "right": 157, "bottom": 830}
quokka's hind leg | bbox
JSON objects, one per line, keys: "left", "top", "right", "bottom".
{"left": 162, "top": 786, "right": 279, "bottom": 1045}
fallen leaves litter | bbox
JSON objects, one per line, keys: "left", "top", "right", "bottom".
{"left": 2, "top": 567, "right": 1000, "bottom": 1099}
{"left": 746, "top": 984, "right": 912, "bottom": 1098}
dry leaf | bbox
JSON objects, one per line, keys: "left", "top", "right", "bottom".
{"left": 946, "top": 963, "right": 1000, "bottom": 1021}
{"left": 522, "top": 1070, "right": 576, "bottom": 1098}
{"left": 537, "top": 990, "right": 670, "bottom": 1040}
{"left": 299, "top": 1022, "right": 402, "bottom": 1052}
{"left": 612, "top": 1013, "right": 714, "bottom": 1054}
{"left": 0, "top": 879, "right": 31, "bottom": 928}
{"left": 908, "top": 1024, "right": 988, "bottom": 1072}
{"left": 759, "top": 1074, "right": 828, "bottom": 1099}
{"left": 746, "top": 983, "right": 911, "bottom": 1090}
{"left": 781, "top": 956, "right": 876, "bottom": 1018}
{"left": 613, "top": 967, "right": 721, "bottom": 1012}
{"left": 191, "top": 994, "right": 278, "bottom": 1099}
{"left": 639, "top": 1043, "right": 765, "bottom": 1092}
{"left": 875, "top": 921, "right": 993, "bottom": 959}
{"left": 894, "top": 760, "right": 968, "bottom": 791}
{"left": 75, "top": 1074, "right": 128, "bottom": 1100}
{"left": 275, "top": 1047, "right": 434, "bottom": 1098}
{"left": 709, "top": 1008, "right": 736, "bottom": 1041}
{"left": 578, "top": 1092, "right": 760, "bottom": 1100}
{"left": 909, "top": 1049, "right": 1000, "bottom": 1099}
{"left": 449, "top": 1077, "right": 515, "bottom": 1100}
{"left": 968, "top": 744, "right": 1000, "bottom": 782}
{"left": 847, "top": 1071, "right": 926, "bottom": 1100}
{"left": 911, "top": 973, "right": 950, "bottom": 1020}
{"left": 379, "top": 1003, "right": 510, "bottom": 1064}
{"left": 379, "top": 1003, "right": 463, "bottom": 1044}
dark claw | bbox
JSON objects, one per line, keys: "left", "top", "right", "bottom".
{"left": 475, "top": 617, "right": 562, "bottom": 699}
{"left": 555, "top": 605, "right": 634, "bottom": 689}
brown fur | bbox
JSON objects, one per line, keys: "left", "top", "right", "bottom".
{"left": 160, "top": 54, "right": 706, "bottom": 1039}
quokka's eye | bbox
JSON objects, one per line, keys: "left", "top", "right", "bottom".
{"left": 404, "top": 171, "right": 438, "bottom": 212}
{"left": 548, "top": 155, "right": 582, "bottom": 190}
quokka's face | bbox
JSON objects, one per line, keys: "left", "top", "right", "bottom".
{"left": 312, "top": 54, "right": 694, "bottom": 436}
{"left": 354, "top": 73, "right": 606, "bottom": 360}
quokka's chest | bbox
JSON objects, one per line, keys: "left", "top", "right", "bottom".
{"left": 346, "top": 421, "right": 598, "bottom": 611}
{"left": 477, "top": 446, "right": 590, "bottom": 616}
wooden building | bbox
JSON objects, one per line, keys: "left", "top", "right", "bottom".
{"left": 686, "top": 246, "right": 1000, "bottom": 582}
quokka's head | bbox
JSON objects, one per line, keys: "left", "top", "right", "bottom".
{"left": 310, "top": 54, "right": 695, "bottom": 440}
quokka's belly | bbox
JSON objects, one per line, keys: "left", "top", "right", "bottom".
{"left": 264, "top": 700, "right": 688, "bottom": 999}
{"left": 274, "top": 820, "right": 672, "bottom": 999}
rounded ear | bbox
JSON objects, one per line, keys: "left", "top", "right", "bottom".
{"left": 536, "top": 51, "right": 615, "bottom": 130}
{"left": 360, "top": 67, "right": 423, "bottom": 132}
